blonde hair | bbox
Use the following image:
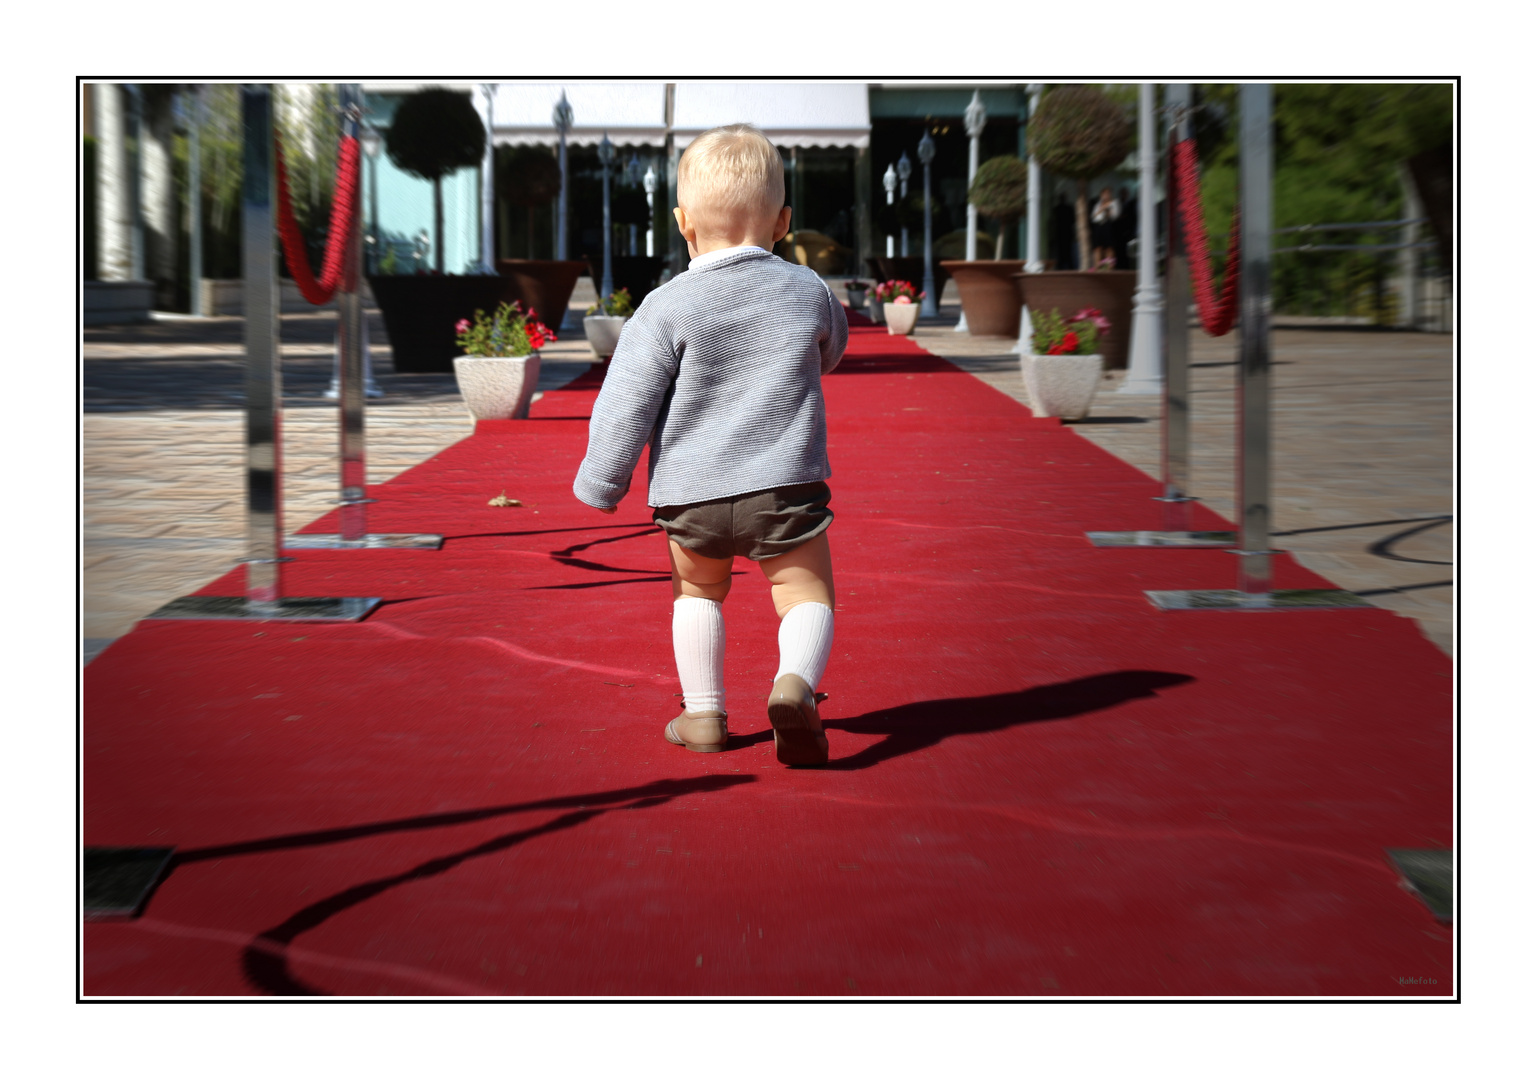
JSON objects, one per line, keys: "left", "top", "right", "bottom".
{"left": 676, "top": 124, "right": 785, "bottom": 237}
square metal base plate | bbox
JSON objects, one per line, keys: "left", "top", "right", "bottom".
{"left": 283, "top": 533, "right": 444, "bottom": 550}
{"left": 84, "top": 847, "right": 176, "bottom": 919}
{"left": 1386, "top": 848, "right": 1452, "bottom": 923}
{"left": 1146, "top": 588, "right": 1373, "bottom": 611}
{"left": 1087, "top": 530, "right": 1239, "bottom": 548}
{"left": 144, "top": 595, "right": 382, "bottom": 621}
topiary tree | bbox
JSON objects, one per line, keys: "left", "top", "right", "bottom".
{"left": 497, "top": 144, "right": 562, "bottom": 258}
{"left": 385, "top": 88, "right": 486, "bottom": 272}
{"left": 1027, "top": 86, "right": 1132, "bottom": 270}
{"left": 968, "top": 156, "right": 1031, "bottom": 259}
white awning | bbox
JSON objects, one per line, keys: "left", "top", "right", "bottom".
{"left": 672, "top": 82, "right": 870, "bottom": 150}
{"left": 488, "top": 81, "right": 668, "bottom": 148}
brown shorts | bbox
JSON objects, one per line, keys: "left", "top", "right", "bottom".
{"left": 653, "top": 481, "right": 833, "bottom": 562}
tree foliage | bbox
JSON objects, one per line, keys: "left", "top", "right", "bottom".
{"left": 497, "top": 144, "right": 561, "bottom": 207}
{"left": 1026, "top": 86, "right": 1132, "bottom": 181}
{"left": 385, "top": 87, "right": 485, "bottom": 182}
{"left": 969, "top": 156, "right": 1031, "bottom": 258}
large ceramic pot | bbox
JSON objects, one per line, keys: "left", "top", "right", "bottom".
{"left": 496, "top": 260, "right": 588, "bottom": 329}
{"left": 874, "top": 256, "right": 952, "bottom": 305}
{"left": 1020, "top": 353, "right": 1104, "bottom": 420}
{"left": 884, "top": 301, "right": 920, "bottom": 335}
{"left": 940, "top": 260, "right": 1027, "bottom": 338}
{"left": 1012, "top": 270, "right": 1136, "bottom": 370}
{"left": 585, "top": 255, "right": 666, "bottom": 306}
{"left": 583, "top": 315, "right": 628, "bottom": 360}
{"left": 453, "top": 353, "right": 542, "bottom": 421}
{"left": 368, "top": 274, "right": 508, "bottom": 374}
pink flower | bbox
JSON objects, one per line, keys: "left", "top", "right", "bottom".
{"left": 455, "top": 319, "right": 471, "bottom": 333}
{"left": 895, "top": 295, "right": 912, "bottom": 305}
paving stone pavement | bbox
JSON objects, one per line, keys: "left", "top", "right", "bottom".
{"left": 83, "top": 282, "right": 1452, "bottom": 662}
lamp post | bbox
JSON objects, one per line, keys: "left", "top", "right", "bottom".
{"left": 360, "top": 121, "right": 381, "bottom": 274}
{"left": 960, "top": 88, "right": 986, "bottom": 333}
{"left": 882, "top": 162, "right": 897, "bottom": 258}
{"left": 896, "top": 151, "right": 911, "bottom": 256}
{"left": 553, "top": 89, "right": 573, "bottom": 262}
{"left": 963, "top": 89, "right": 985, "bottom": 262}
{"left": 1024, "top": 84, "right": 1044, "bottom": 273}
{"left": 1122, "top": 83, "right": 1166, "bottom": 394}
{"left": 918, "top": 131, "right": 937, "bottom": 318}
{"left": 188, "top": 86, "right": 206, "bottom": 315}
{"left": 598, "top": 132, "right": 615, "bottom": 300}
{"left": 478, "top": 83, "right": 498, "bottom": 273}
{"left": 643, "top": 161, "right": 657, "bottom": 258}
{"left": 626, "top": 153, "right": 642, "bottom": 256}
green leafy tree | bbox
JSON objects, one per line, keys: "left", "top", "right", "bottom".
{"left": 386, "top": 88, "right": 486, "bottom": 272}
{"left": 1027, "top": 86, "right": 1132, "bottom": 270}
{"left": 968, "top": 155, "right": 1031, "bottom": 259}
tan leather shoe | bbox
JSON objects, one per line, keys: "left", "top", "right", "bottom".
{"left": 766, "top": 673, "right": 829, "bottom": 765}
{"left": 664, "top": 708, "right": 729, "bottom": 753}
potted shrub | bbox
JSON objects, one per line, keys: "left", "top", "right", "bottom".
{"left": 1020, "top": 307, "right": 1109, "bottom": 420}
{"left": 1014, "top": 86, "right": 1137, "bottom": 368}
{"left": 941, "top": 155, "right": 1031, "bottom": 338}
{"left": 583, "top": 287, "right": 634, "bottom": 361}
{"left": 368, "top": 88, "right": 500, "bottom": 373}
{"left": 497, "top": 143, "right": 590, "bottom": 328}
{"left": 874, "top": 279, "right": 924, "bottom": 335}
{"left": 452, "top": 302, "right": 558, "bottom": 422}
{"left": 844, "top": 279, "right": 869, "bottom": 311}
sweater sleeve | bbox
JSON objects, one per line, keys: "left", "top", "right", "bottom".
{"left": 572, "top": 315, "right": 678, "bottom": 509}
{"left": 820, "top": 281, "right": 848, "bottom": 375}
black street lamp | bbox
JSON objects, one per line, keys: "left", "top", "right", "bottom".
{"left": 553, "top": 90, "right": 573, "bottom": 262}
{"left": 897, "top": 151, "right": 912, "bottom": 256}
{"left": 598, "top": 132, "right": 615, "bottom": 300}
{"left": 918, "top": 130, "right": 937, "bottom": 318}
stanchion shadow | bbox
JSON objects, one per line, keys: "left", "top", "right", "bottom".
{"left": 731, "top": 670, "right": 1194, "bottom": 771}
{"left": 165, "top": 775, "right": 753, "bottom": 996}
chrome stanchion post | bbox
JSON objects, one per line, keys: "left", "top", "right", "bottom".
{"left": 289, "top": 84, "right": 442, "bottom": 554}
{"left": 1144, "top": 83, "right": 1367, "bottom": 612}
{"left": 1087, "top": 85, "right": 1235, "bottom": 550}
{"left": 146, "top": 85, "right": 382, "bottom": 622}
{"left": 241, "top": 84, "right": 286, "bottom": 610}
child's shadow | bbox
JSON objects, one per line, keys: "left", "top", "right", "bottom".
{"left": 737, "top": 670, "right": 1194, "bottom": 770}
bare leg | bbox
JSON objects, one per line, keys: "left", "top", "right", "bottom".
{"left": 760, "top": 533, "right": 834, "bottom": 764}
{"left": 759, "top": 531, "right": 834, "bottom": 617}
{"left": 664, "top": 540, "right": 734, "bottom": 751}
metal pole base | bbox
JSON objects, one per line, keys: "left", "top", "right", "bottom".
{"left": 1385, "top": 848, "right": 1453, "bottom": 924}
{"left": 144, "top": 595, "right": 382, "bottom": 621}
{"left": 1145, "top": 588, "right": 1372, "bottom": 611}
{"left": 1087, "top": 530, "right": 1238, "bottom": 548}
{"left": 283, "top": 533, "right": 444, "bottom": 550}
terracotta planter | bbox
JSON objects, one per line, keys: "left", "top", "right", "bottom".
{"left": 583, "top": 315, "right": 628, "bottom": 360}
{"left": 368, "top": 274, "right": 507, "bottom": 374}
{"left": 1012, "top": 270, "right": 1137, "bottom": 370}
{"left": 453, "top": 353, "right": 542, "bottom": 421}
{"left": 1020, "top": 353, "right": 1104, "bottom": 420}
{"left": 495, "top": 259, "right": 588, "bottom": 329}
{"left": 884, "top": 302, "right": 920, "bottom": 335}
{"left": 940, "top": 260, "right": 1027, "bottom": 338}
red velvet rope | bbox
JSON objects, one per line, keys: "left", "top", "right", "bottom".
{"left": 1172, "top": 138, "right": 1241, "bottom": 337}
{"left": 275, "top": 132, "right": 361, "bottom": 305}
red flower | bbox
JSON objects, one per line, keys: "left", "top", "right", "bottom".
{"left": 1061, "top": 331, "right": 1079, "bottom": 352}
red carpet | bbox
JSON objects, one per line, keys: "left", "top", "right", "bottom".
{"left": 84, "top": 313, "right": 1453, "bottom": 997}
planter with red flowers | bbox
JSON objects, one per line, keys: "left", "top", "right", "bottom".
{"left": 452, "top": 302, "right": 558, "bottom": 422}
{"left": 874, "top": 279, "right": 925, "bottom": 335}
{"left": 1020, "top": 307, "right": 1109, "bottom": 420}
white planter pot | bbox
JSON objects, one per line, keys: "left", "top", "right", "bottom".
{"left": 1020, "top": 353, "right": 1104, "bottom": 420}
{"left": 583, "top": 314, "right": 628, "bottom": 360}
{"left": 453, "top": 353, "right": 542, "bottom": 421}
{"left": 884, "top": 301, "right": 920, "bottom": 335}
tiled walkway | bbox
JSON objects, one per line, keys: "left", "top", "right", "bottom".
{"left": 83, "top": 283, "right": 1452, "bottom": 660}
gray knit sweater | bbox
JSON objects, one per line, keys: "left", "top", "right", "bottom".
{"left": 573, "top": 247, "right": 848, "bottom": 509}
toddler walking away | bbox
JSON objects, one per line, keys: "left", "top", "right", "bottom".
{"left": 573, "top": 123, "right": 849, "bottom": 766}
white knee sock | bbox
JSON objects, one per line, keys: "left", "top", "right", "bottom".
{"left": 774, "top": 602, "right": 835, "bottom": 691}
{"left": 673, "top": 596, "right": 725, "bottom": 714}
